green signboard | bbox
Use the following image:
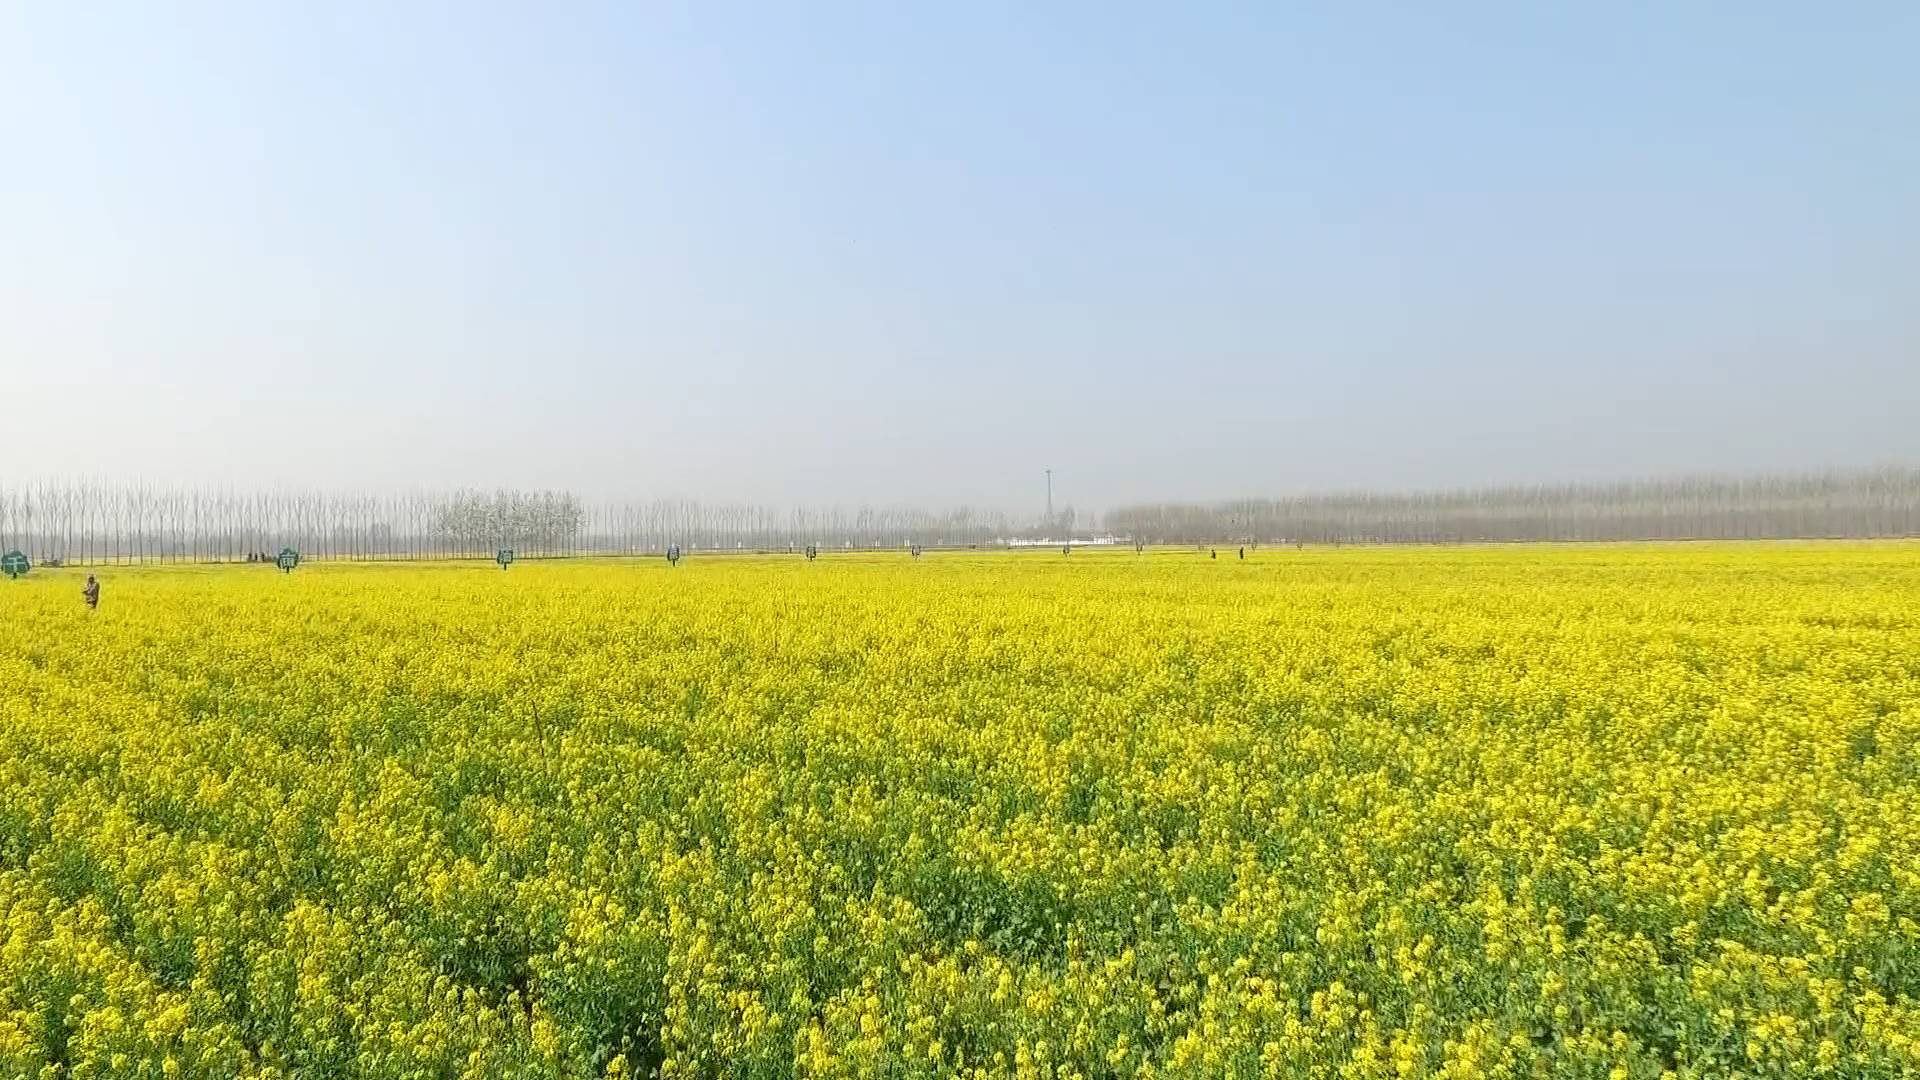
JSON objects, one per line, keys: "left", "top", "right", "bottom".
{"left": 496, "top": 548, "right": 515, "bottom": 569}
{"left": 1, "top": 550, "right": 27, "bottom": 579}
{"left": 275, "top": 548, "right": 301, "bottom": 573}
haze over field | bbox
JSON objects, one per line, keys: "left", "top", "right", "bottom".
{"left": 3, "top": 5, "right": 1917, "bottom": 512}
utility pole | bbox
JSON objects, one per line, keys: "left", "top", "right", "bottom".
{"left": 1045, "top": 469, "right": 1053, "bottom": 525}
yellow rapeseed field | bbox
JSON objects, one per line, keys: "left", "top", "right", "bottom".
{"left": 1, "top": 545, "right": 1916, "bottom": 1079}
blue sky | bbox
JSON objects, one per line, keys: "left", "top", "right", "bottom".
{"left": 3, "top": 3, "right": 1915, "bottom": 513}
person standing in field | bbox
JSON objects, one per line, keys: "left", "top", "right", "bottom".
{"left": 82, "top": 575, "right": 99, "bottom": 611}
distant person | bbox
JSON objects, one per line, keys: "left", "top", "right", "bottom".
{"left": 82, "top": 575, "right": 99, "bottom": 611}
{"left": 1238, "top": 547, "right": 1245, "bottom": 559}
{"left": 1210, "top": 549, "right": 1217, "bottom": 559}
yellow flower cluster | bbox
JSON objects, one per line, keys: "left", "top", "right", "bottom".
{"left": 1, "top": 544, "right": 1916, "bottom": 1078}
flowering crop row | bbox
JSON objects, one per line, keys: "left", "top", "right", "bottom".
{"left": 0, "top": 546, "right": 1916, "bottom": 1078}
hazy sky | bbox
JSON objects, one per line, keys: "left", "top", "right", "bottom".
{"left": 3, "top": 4, "right": 1915, "bottom": 514}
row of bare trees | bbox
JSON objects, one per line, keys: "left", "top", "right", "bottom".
{"left": 1107, "top": 467, "right": 1920, "bottom": 545}
{"left": 0, "top": 487, "right": 592, "bottom": 564}
{"left": 3, "top": 468, "right": 1915, "bottom": 565}
{"left": 576, "top": 501, "right": 1015, "bottom": 554}
{"left": 0, "top": 485, "right": 1020, "bottom": 564}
